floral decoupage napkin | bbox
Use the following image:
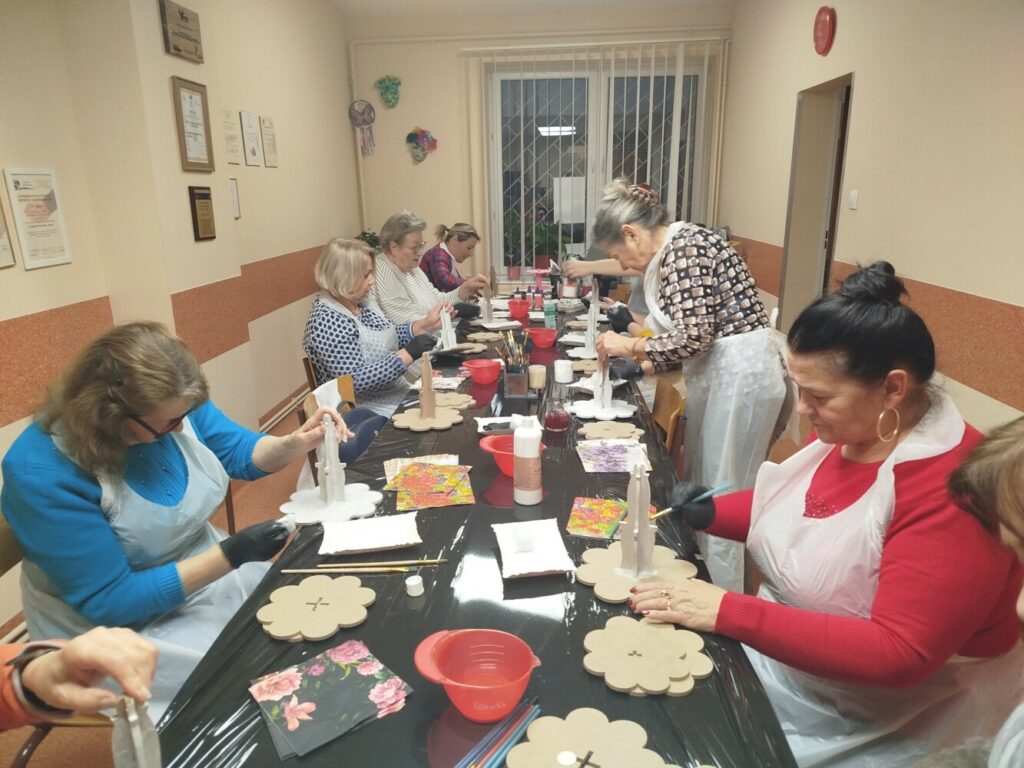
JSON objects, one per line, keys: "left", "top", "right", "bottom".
{"left": 566, "top": 497, "right": 658, "bottom": 540}
{"left": 248, "top": 639, "right": 412, "bottom": 758}
{"left": 384, "top": 461, "right": 475, "bottom": 511}
{"left": 575, "top": 439, "right": 651, "bottom": 473}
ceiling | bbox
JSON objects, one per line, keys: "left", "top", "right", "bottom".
{"left": 333, "top": 0, "right": 732, "bottom": 20}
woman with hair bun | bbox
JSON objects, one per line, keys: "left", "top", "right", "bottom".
{"left": 420, "top": 222, "right": 480, "bottom": 292}
{"left": 631, "top": 262, "right": 1024, "bottom": 766}
{"left": 592, "top": 178, "right": 787, "bottom": 591}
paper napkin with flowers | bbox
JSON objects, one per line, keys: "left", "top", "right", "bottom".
{"left": 385, "top": 462, "right": 475, "bottom": 511}
{"left": 249, "top": 639, "right": 412, "bottom": 758}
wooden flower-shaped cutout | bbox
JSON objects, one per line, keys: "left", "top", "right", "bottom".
{"left": 583, "top": 617, "right": 713, "bottom": 697}
{"left": 392, "top": 406, "right": 464, "bottom": 431}
{"left": 575, "top": 542, "right": 698, "bottom": 603}
{"left": 433, "top": 392, "right": 476, "bottom": 410}
{"left": 506, "top": 707, "right": 681, "bottom": 768}
{"left": 256, "top": 575, "right": 376, "bottom": 642}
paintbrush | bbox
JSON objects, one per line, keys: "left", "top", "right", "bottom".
{"left": 650, "top": 481, "right": 735, "bottom": 521}
{"left": 315, "top": 558, "right": 446, "bottom": 568}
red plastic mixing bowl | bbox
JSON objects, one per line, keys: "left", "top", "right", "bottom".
{"left": 462, "top": 359, "right": 501, "bottom": 385}
{"left": 479, "top": 434, "right": 547, "bottom": 477}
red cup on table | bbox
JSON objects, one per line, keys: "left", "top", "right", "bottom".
{"left": 507, "top": 299, "right": 530, "bottom": 324}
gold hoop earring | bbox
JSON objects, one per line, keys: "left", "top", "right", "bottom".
{"left": 877, "top": 407, "right": 900, "bottom": 443}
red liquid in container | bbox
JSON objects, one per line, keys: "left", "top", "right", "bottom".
{"left": 544, "top": 410, "right": 570, "bottom": 431}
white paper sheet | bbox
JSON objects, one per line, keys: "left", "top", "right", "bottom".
{"left": 319, "top": 512, "right": 422, "bottom": 555}
{"left": 491, "top": 518, "right": 575, "bottom": 578}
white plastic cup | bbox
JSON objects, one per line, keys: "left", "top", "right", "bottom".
{"left": 554, "top": 359, "right": 574, "bottom": 383}
{"left": 405, "top": 574, "right": 424, "bottom": 597}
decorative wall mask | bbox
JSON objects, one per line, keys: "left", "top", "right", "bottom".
{"left": 406, "top": 127, "right": 438, "bottom": 164}
{"left": 374, "top": 75, "right": 402, "bottom": 108}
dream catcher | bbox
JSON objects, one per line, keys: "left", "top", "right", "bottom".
{"left": 348, "top": 100, "right": 376, "bottom": 157}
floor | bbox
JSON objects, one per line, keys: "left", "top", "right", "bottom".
{"left": 0, "top": 415, "right": 304, "bottom": 768}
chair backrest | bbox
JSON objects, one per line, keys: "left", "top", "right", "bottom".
{"left": 668, "top": 413, "right": 686, "bottom": 479}
{"left": 0, "top": 514, "right": 24, "bottom": 580}
{"left": 652, "top": 377, "right": 684, "bottom": 450}
{"left": 301, "top": 356, "right": 318, "bottom": 392}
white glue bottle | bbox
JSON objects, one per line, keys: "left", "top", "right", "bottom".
{"left": 513, "top": 416, "right": 543, "bottom": 506}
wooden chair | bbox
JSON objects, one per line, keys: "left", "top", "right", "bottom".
{"left": 297, "top": 375, "right": 357, "bottom": 485}
{"left": 651, "top": 377, "right": 684, "bottom": 451}
{"left": 0, "top": 514, "right": 111, "bottom": 768}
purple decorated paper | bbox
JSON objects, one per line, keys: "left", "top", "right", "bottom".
{"left": 576, "top": 439, "right": 651, "bottom": 473}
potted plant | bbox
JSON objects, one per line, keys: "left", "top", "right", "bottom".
{"left": 355, "top": 230, "right": 381, "bottom": 252}
{"left": 502, "top": 209, "right": 523, "bottom": 280}
{"left": 526, "top": 221, "right": 562, "bottom": 270}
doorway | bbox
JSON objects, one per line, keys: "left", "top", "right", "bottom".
{"left": 776, "top": 74, "right": 853, "bottom": 332}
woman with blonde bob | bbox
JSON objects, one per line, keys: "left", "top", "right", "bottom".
{"left": 304, "top": 237, "right": 443, "bottom": 418}
{"left": 419, "top": 222, "right": 480, "bottom": 292}
{"left": 0, "top": 322, "right": 347, "bottom": 720}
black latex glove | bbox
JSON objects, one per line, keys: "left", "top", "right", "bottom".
{"left": 607, "top": 304, "right": 633, "bottom": 334}
{"left": 608, "top": 357, "right": 644, "bottom": 381}
{"left": 454, "top": 302, "right": 480, "bottom": 319}
{"left": 220, "top": 520, "right": 290, "bottom": 568}
{"left": 579, "top": 294, "right": 591, "bottom": 310}
{"left": 403, "top": 334, "right": 438, "bottom": 359}
{"left": 668, "top": 482, "right": 715, "bottom": 530}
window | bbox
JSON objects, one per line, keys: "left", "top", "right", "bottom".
{"left": 480, "top": 40, "right": 725, "bottom": 277}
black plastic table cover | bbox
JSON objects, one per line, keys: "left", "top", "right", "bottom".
{"left": 159, "top": 350, "right": 796, "bottom": 768}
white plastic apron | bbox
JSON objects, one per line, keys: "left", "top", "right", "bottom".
{"left": 644, "top": 224, "right": 786, "bottom": 591}
{"left": 20, "top": 419, "right": 268, "bottom": 722}
{"left": 746, "top": 393, "right": 1024, "bottom": 767}
{"left": 990, "top": 701, "right": 1024, "bottom": 768}
{"left": 321, "top": 292, "right": 410, "bottom": 417}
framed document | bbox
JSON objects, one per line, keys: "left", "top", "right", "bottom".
{"left": 0, "top": 202, "right": 15, "bottom": 269}
{"left": 172, "top": 77, "right": 215, "bottom": 172}
{"left": 4, "top": 168, "right": 72, "bottom": 270}
{"left": 229, "top": 178, "right": 241, "bottom": 220}
{"left": 259, "top": 116, "right": 278, "bottom": 168}
{"left": 240, "top": 111, "right": 264, "bottom": 167}
{"left": 223, "top": 109, "right": 243, "bottom": 165}
{"left": 159, "top": 0, "right": 204, "bottom": 63}
{"left": 188, "top": 186, "right": 216, "bottom": 240}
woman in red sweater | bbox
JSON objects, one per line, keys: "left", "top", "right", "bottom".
{"left": 631, "top": 262, "right": 1024, "bottom": 767}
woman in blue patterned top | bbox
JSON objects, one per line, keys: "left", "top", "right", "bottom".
{"left": 303, "top": 237, "right": 445, "bottom": 418}
{"left": 1, "top": 322, "right": 349, "bottom": 719}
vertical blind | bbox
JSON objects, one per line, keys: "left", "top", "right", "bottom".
{"left": 463, "top": 39, "right": 727, "bottom": 275}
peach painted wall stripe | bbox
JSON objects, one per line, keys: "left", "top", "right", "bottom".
{"left": 732, "top": 236, "right": 783, "bottom": 296}
{"left": 0, "top": 297, "right": 114, "bottom": 424}
{"left": 241, "top": 246, "right": 320, "bottom": 323}
{"left": 171, "top": 246, "right": 321, "bottom": 365}
{"left": 829, "top": 262, "right": 1024, "bottom": 412}
{"left": 259, "top": 382, "right": 308, "bottom": 427}
{"left": 170, "top": 275, "right": 250, "bottom": 365}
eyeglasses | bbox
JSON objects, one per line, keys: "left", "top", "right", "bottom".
{"left": 403, "top": 240, "right": 426, "bottom": 254}
{"left": 130, "top": 403, "right": 197, "bottom": 438}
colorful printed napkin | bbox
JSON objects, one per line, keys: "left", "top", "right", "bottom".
{"left": 249, "top": 640, "right": 412, "bottom": 758}
{"left": 576, "top": 439, "right": 651, "bottom": 473}
{"left": 385, "top": 462, "right": 476, "bottom": 511}
{"left": 567, "top": 497, "right": 657, "bottom": 540}
{"left": 382, "top": 454, "right": 459, "bottom": 485}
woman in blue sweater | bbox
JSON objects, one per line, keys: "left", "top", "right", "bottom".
{"left": 1, "top": 322, "right": 347, "bottom": 720}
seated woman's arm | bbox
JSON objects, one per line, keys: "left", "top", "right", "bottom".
{"left": 716, "top": 492, "right": 1022, "bottom": 688}
{"left": 0, "top": 430, "right": 229, "bottom": 627}
{"left": 306, "top": 306, "right": 407, "bottom": 395}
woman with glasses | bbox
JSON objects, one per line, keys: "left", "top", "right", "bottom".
{"left": 419, "top": 222, "right": 480, "bottom": 292}
{"left": 305, "top": 237, "right": 444, "bottom": 418}
{"left": 370, "top": 210, "right": 489, "bottom": 325}
{"left": 0, "top": 322, "right": 349, "bottom": 720}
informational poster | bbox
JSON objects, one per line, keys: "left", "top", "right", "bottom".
{"left": 240, "top": 111, "right": 264, "bottom": 167}
{"left": 223, "top": 109, "right": 243, "bottom": 165}
{"left": 0, "top": 204, "right": 15, "bottom": 269}
{"left": 259, "top": 116, "right": 278, "bottom": 168}
{"left": 3, "top": 168, "right": 71, "bottom": 270}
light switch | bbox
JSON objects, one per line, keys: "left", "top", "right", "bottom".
{"left": 848, "top": 189, "right": 859, "bottom": 210}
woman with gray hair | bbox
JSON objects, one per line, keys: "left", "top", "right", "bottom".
{"left": 370, "top": 210, "right": 489, "bottom": 325}
{"left": 593, "top": 179, "right": 787, "bottom": 593}
{"left": 0, "top": 321, "right": 347, "bottom": 720}
{"left": 304, "top": 237, "right": 443, "bottom": 418}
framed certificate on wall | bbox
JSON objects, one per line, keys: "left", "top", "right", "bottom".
{"left": 172, "top": 77, "right": 215, "bottom": 172}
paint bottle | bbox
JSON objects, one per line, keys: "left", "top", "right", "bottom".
{"left": 513, "top": 416, "right": 543, "bottom": 506}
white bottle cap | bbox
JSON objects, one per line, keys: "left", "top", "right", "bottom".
{"left": 405, "top": 574, "right": 424, "bottom": 597}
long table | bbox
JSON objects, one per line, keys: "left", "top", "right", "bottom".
{"left": 159, "top": 344, "right": 796, "bottom": 767}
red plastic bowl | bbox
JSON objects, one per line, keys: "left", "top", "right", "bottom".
{"left": 414, "top": 629, "right": 541, "bottom": 723}
{"left": 526, "top": 328, "right": 556, "bottom": 348}
{"left": 462, "top": 359, "right": 501, "bottom": 385}
{"left": 479, "top": 434, "right": 547, "bottom": 477}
